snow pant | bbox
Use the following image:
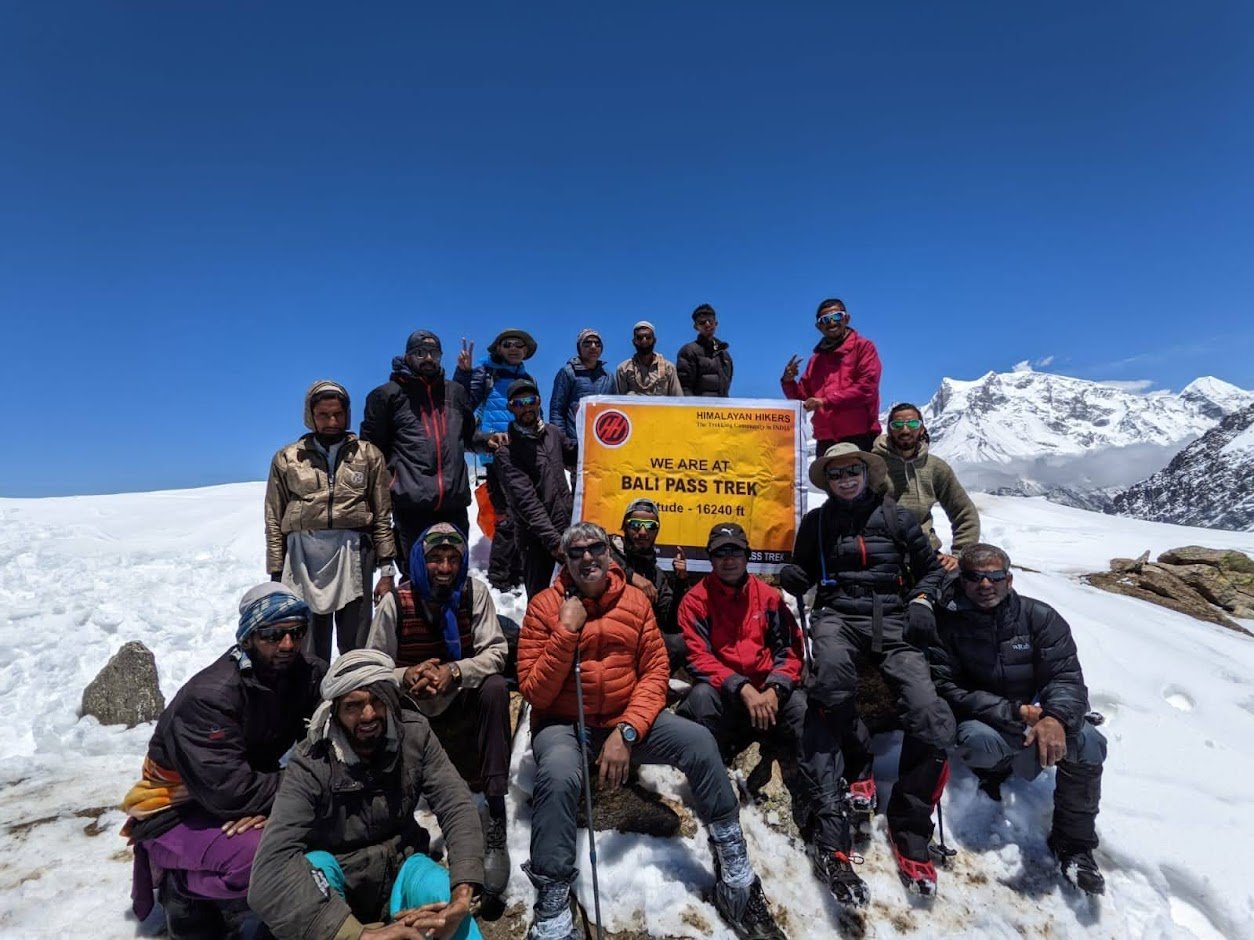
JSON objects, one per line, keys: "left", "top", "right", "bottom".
{"left": 519, "top": 531, "right": 559, "bottom": 600}
{"left": 803, "top": 608, "right": 955, "bottom": 854}
{"left": 305, "top": 851, "right": 482, "bottom": 940}
{"left": 956, "top": 719, "right": 1107, "bottom": 849}
{"left": 423, "top": 675, "right": 512, "bottom": 798}
{"left": 141, "top": 814, "right": 267, "bottom": 939}
{"left": 677, "top": 682, "right": 810, "bottom": 825}
{"left": 528, "top": 710, "right": 739, "bottom": 881}
{"left": 485, "top": 462, "right": 524, "bottom": 590}
{"left": 396, "top": 506, "right": 472, "bottom": 578}
{"left": 305, "top": 536, "right": 376, "bottom": 664}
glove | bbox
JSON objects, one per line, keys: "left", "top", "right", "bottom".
{"left": 779, "top": 564, "right": 811, "bottom": 598}
{"left": 905, "top": 600, "right": 937, "bottom": 649}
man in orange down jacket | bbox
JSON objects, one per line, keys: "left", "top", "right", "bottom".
{"left": 517, "top": 522, "right": 785, "bottom": 940}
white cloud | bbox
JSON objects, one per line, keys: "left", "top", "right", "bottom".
{"left": 1012, "top": 359, "right": 1032, "bottom": 372}
{"left": 1097, "top": 378, "right": 1156, "bottom": 393}
{"left": 1035, "top": 355, "right": 1055, "bottom": 367}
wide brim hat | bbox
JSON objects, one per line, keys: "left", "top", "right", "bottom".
{"left": 808, "top": 442, "right": 888, "bottom": 494}
{"left": 488, "top": 328, "right": 538, "bottom": 360}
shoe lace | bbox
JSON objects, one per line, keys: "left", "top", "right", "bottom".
{"left": 486, "top": 815, "right": 508, "bottom": 849}
{"left": 745, "top": 883, "right": 773, "bottom": 925}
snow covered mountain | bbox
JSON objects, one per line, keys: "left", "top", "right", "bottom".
{"left": 3, "top": 483, "right": 1254, "bottom": 938}
{"left": 921, "top": 368, "right": 1254, "bottom": 494}
{"left": 1113, "top": 402, "right": 1254, "bottom": 531}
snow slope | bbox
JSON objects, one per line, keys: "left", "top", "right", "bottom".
{"left": 2, "top": 484, "right": 1254, "bottom": 938}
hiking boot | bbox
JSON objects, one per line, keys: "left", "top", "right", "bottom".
{"left": 807, "top": 842, "right": 869, "bottom": 907}
{"left": 523, "top": 864, "right": 581, "bottom": 940}
{"left": 713, "top": 875, "right": 786, "bottom": 940}
{"left": 891, "top": 842, "right": 938, "bottom": 897}
{"left": 483, "top": 812, "right": 510, "bottom": 895}
{"left": 1048, "top": 834, "right": 1105, "bottom": 896}
{"left": 975, "top": 766, "right": 1011, "bottom": 802}
{"left": 847, "top": 776, "right": 877, "bottom": 814}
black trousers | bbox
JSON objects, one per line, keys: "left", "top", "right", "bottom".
{"left": 304, "top": 536, "right": 376, "bottom": 664}
{"left": 804, "top": 608, "right": 954, "bottom": 856}
{"left": 485, "top": 462, "right": 523, "bottom": 590}
{"left": 519, "top": 532, "right": 559, "bottom": 600}
{"left": 816, "top": 432, "right": 878, "bottom": 456}
{"left": 395, "top": 506, "right": 471, "bottom": 576}
{"left": 423, "top": 674, "right": 512, "bottom": 798}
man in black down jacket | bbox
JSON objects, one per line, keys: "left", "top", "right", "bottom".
{"left": 492, "top": 378, "right": 576, "bottom": 599}
{"left": 781, "top": 443, "right": 954, "bottom": 906}
{"left": 248, "top": 650, "right": 485, "bottom": 939}
{"left": 361, "top": 330, "right": 485, "bottom": 573}
{"left": 119, "top": 584, "right": 325, "bottom": 937}
{"left": 676, "top": 303, "right": 733, "bottom": 397}
{"left": 930, "top": 543, "right": 1107, "bottom": 894}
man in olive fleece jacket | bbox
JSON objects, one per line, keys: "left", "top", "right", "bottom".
{"left": 248, "top": 650, "right": 484, "bottom": 940}
{"left": 871, "top": 403, "right": 979, "bottom": 572}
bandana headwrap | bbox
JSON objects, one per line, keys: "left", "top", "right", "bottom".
{"left": 306, "top": 649, "right": 400, "bottom": 746}
{"left": 237, "top": 583, "right": 310, "bottom": 643}
{"left": 409, "top": 523, "right": 469, "bottom": 660}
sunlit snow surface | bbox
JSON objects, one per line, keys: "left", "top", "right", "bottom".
{"left": 2, "top": 483, "right": 1253, "bottom": 938}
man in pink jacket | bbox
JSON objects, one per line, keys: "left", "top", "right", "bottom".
{"left": 781, "top": 298, "right": 883, "bottom": 452}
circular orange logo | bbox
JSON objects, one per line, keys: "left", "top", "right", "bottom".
{"left": 593, "top": 410, "right": 632, "bottom": 448}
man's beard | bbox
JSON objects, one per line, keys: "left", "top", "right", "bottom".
{"left": 634, "top": 340, "right": 655, "bottom": 356}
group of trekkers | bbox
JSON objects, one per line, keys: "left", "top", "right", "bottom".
{"left": 120, "top": 299, "right": 1109, "bottom": 940}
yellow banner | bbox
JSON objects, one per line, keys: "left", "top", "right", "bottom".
{"left": 573, "top": 397, "right": 805, "bottom": 573}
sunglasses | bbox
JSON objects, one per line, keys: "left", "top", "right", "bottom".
{"left": 409, "top": 347, "right": 441, "bottom": 359}
{"left": 625, "top": 519, "right": 659, "bottom": 531}
{"left": 961, "top": 569, "right": 1011, "bottom": 584}
{"left": 890, "top": 419, "right": 923, "bottom": 430}
{"left": 253, "top": 623, "right": 308, "bottom": 644}
{"left": 580, "top": 338, "right": 603, "bottom": 346}
{"left": 567, "top": 541, "right": 609, "bottom": 559}
{"left": 695, "top": 317, "right": 716, "bottom": 326}
{"left": 423, "top": 533, "right": 465, "bottom": 551}
{"left": 710, "top": 545, "right": 747, "bottom": 559}
{"left": 824, "top": 464, "right": 865, "bottom": 480}
{"left": 499, "top": 340, "right": 526, "bottom": 350}
{"left": 817, "top": 312, "right": 846, "bottom": 327}
{"left": 509, "top": 395, "right": 539, "bottom": 408}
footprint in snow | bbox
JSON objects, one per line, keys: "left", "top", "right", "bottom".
{"left": 1162, "top": 685, "right": 1194, "bottom": 712}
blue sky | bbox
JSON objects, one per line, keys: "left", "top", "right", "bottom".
{"left": 2, "top": 3, "right": 1251, "bottom": 496}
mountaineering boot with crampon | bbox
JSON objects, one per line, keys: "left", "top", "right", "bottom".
{"left": 847, "top": 776, "right": 876, "bottom": 843}
{"left": 808, "top": 841, "right": 869, "bottom": 907}
{"left": 1048, "top": 834, "right": 1105, "bottom": 896}
{"left": 714, "top": 876, "right": 787, "bottom": 940}
{"left": 890, "top": 840, "right": 938, "bottom": 897}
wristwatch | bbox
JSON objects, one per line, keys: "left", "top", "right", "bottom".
{"left": 616, "top": 722, "right": 638, "bottom": 746}
{"left": 378, "top": 562, "right": 397, "bottom": 578}
{"left": 448, "top": 662, "right": 463, "bottom": 686}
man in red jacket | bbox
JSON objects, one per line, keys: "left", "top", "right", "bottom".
{"left": 677, "top": 523, "right": 806, "bottom": 763}
{"left": 781, "top": 298, "right": 883, "bottom": 453}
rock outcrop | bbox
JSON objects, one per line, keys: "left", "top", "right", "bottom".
{"left": 80, "top": 640, "right": 165, "bottom": 727}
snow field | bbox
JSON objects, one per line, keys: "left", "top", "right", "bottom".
{"left": 1, "top": 485, "right": 1253, "bottom": 937}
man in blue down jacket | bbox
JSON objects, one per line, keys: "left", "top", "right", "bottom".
{"left": 361, "top": 330, "right": 485, "bottom": 576}
{"left": 548, "top": 327, "right": 614, "bottom": 446}
{"left": 930, "top": 542, "right": 1108, "bottom": 895}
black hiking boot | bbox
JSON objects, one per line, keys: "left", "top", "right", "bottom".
{"left": 714, "top": 876, "right": 787, "bottom": 940}
{"left": 807, "top": 841, "right": 869, "bottom": 907}
{"left": 1047, "top": 834, "right": 1106, "bottom": 896}
{"left": 480, "top": 810, "right": 510, "bottom": 920}
{"left": 975, "top": 767, "right": 1011, "bottom": 802}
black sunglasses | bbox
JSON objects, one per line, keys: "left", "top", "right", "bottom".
{"left": 254, "top": 623, "right": 308, "bottom": 643}
{"left": 961, "top": 569, "right": 1011, "bottom": 584}
{"left": 825, "top": 464, "right": 865, "bottom": 480}
{"left": 567, "top": 541, "right": 609, "bottom": 559}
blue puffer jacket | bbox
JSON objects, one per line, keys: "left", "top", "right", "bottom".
{"left": 454, "top": 358, "right": 532, "bottom": 463}
{"left": 550, "top": 357, "right": 614, "bottom": 442}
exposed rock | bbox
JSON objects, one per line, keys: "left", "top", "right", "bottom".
{"left": 576, "top": 781, "right": 695, "bottom": 839}
{"left": 1110, "top": 550, "right": 1150, "bottom": 573}
{"left": 80, "top": 641, "right": 165, "bottom": 727}
{"left": 730, "top": 742, "right": 801, "bottom": 840}
{"left": 1156, "top": 563, "right": 1254, "bottom": 616}
{"left": 1158, "top": 545, "right": 1254, "bottom": 574}
{"left": 1084, "top": 571, "right": 1247, "bottom": 635}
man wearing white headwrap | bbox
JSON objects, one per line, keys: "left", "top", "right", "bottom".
{"left": 249, "top": 649, "right": 485, "bottom": 940}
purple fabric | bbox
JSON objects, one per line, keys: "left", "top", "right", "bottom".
{"left": 132, "top": 813, "right": 264, "bottom": 917}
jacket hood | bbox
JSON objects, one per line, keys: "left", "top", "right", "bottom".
{"left": 566, "top": 355, "right": 606, "bottom": 371}
{"left": 303, "top": 380, "right": 351, "bottom": 432}
{"left": 390, "top": 355, "right": 445, "bottom": 384}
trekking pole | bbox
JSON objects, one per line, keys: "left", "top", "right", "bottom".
{"left": 794, "top": 592, "right": 812, "bottom": 671}
{"left": 572, "top": 643, "right": 604, "bottom": 940}
{"left": 932, "top": 798, "right": 957, "bottom": 863}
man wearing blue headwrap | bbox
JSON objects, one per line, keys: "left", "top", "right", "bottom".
{"left": 119, "top": 582, "right": 326, "bottom": 938}
{"left": 365, "top": 523, "right": 512, "bottom": 916}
